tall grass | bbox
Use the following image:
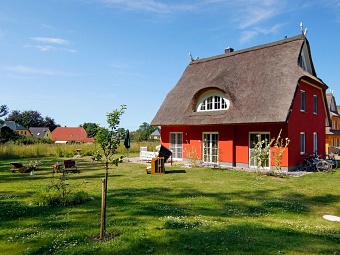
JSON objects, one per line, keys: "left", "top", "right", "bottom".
{"left": 0, "top": 141, "right": 160, "bottom": 160}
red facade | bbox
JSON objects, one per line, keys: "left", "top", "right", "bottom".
{"left": 159, "top": 80, "right": 326, "bottom": 171}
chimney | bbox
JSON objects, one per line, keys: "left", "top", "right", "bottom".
{"left": 224, "top": 47, "right": 234, "bottom": 54}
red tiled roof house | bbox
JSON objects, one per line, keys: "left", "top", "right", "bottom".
{"left": 151, "top": 35, "right": 330, "bottom": 171}
{"left": 51, "top": 127, "right": 94, "bottom": 144}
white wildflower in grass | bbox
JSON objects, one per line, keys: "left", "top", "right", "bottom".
{"left": 161, "top": 215, "right": 209, "bottom": 229}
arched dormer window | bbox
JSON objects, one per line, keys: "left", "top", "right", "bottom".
{"left": 196, "top": 90, "right": 230, "bottom": 112}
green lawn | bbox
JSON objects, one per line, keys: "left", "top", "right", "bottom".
{"left": 0, "top": 157, "right": 339, "bottom": 255}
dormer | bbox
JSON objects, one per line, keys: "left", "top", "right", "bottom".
{"left": 192, "top": 88, "right": 231, "bottom": 112}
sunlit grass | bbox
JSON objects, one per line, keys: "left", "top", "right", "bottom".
{"left": 0, "top": 141, "right": 160, "bottom": 159}
{"left": 0, "top": 156, "right": 339, "bottom": 254}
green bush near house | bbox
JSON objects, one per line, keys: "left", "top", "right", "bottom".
{"left": 0, "top": 156, "right": 339, "bottom": 255}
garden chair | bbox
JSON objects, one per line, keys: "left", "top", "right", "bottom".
{"left": 63, "top": 160, "right": 78, "bottom": 173}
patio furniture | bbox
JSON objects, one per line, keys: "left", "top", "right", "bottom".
{"left": 10, "top": 162, "right": 27, "bottom": 173}
{"left": 63, "top": 160, "right": 78, "bottom": 173}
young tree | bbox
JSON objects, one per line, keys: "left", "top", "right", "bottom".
{"left": 94, "top": 105, "right": 126, "bottom": 240}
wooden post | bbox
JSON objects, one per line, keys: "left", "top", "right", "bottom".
{"left": 100, "top": 178, "right": 106, "bottom": 240}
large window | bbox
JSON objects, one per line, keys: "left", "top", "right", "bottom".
{"left": 170, "top": 133, "right": 182, "bottom": 159}
{"left": 313, "top": 95, "right": 318, "bottom": 114}
{"left": 202, "top": 133, "right": 218, "bottom": 163}
{"left": 196, "top": 90, "right": 230, "bottom": 112}
{"left": 300, "top": 90, "right": 306, "bottom": 112}
{"left": 249, "top": 133, "right": 270, "bottom": 168}
{"left": 300, "top": 132, "right": 306, "bottom": 155}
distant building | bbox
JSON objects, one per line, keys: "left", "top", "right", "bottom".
{"left": 2, "top": 121, "right": 31, "bottom": 136}
{"left": 326, "top": 93, "right": 340, "bottom": 153}
{"left": 29, "top": 127, "right": 52, "bottom": 139}
{"left": 150, "top": 129, "right": 161, "bottom": 140}
{"left": 51, "top": 126, "right": 94, "bottom": 143}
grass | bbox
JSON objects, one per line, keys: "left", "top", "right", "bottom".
{"left": 0, "top": 141, "right": 160, "bottom": 159}
{"left": 0, "top": 156, "right": 339, "bottom": 255}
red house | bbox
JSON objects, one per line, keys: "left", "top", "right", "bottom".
{"left": 151, "top": 35, "right": 330, "bottom": 171}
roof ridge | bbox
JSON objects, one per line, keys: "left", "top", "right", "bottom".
{"left": 190, "top": 34, "right": 305, "bottom": 64}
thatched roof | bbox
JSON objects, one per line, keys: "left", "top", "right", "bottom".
{"left": 151, "top": 35, "right": 328, "bottom": 126}
{"left": 326, "top": 93, "right": 339, "bottom": 117}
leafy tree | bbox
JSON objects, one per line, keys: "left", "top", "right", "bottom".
{"left": 134, "top": 122, "right": 157, "bottom": 141}
{"left": 6, "top": 110, "right": 58, "bottom": 130}
{"left": 0, "top": 105, "right": 8, "bottom": 118}
{"left": 94, "top": 104, "right": 126, "bottom": 240}
{"left": 117, "top": 127, "right": 126, "bottom": 138}
{"left": 0, "top": 104, "right": 8, "bottom": 125}
{"left": 44, "top": 116, "right": 58, "bottom": 132}
{"left": 0, "top": 126, "right": 20, "bottom": 144}
{"left": 81, "top": 122, "right": 99, "bottom": 138}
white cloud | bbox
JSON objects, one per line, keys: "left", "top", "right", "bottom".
{"left": 238, "top": 23, "right": 284, "bottom": 44}
{"left": 239, "top": 30, "right": 258, "bottom": 44}
{"left": 31, "top": 37, "right": 70, "bottom": 45}
{"left": 26, "top": 37, "right": 76, "bottom": 52}
{"left": 98, "top": 0, "right": 196, "bottom": 14}
{"left": 26, "top": 45, "right": 77, "bottom": 53}
{"left": 4, "top": 65, "right": 77, "bottom": 77}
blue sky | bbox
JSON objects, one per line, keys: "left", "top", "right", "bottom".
{"left": 1, "top": 0, "right": 339, "bottom": 131}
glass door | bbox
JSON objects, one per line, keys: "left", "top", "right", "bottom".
{"left": 170, "top": 133, "right": 182, "bottom": 159}
{"left": 249, "top": 133, "right": 270, "bottom": 168}
{"left": 202, "top": 133, "right": 218, "bottom": 163}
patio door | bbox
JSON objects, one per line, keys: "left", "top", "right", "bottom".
{"left": 249, "top": 132, "right": 270, "bottom": 168}
{"left": 202, "top": 133, "right": 218, "bottom": 163}
{"left": 170, "top": 132, "right": 182, "bottom": 160}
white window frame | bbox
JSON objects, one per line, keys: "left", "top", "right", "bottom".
{"left": 249, "top": 132, "right": 271, "bottom": 169}
{"left": 170, "top": 132, "right": 183, "bottom": 160}
{"left": 313, "top": 132, "right": 318, "bottom": 155}
{"left": 196, "top": 90, "right": 230, "bottom": 112}
{"left": 313, "top": 95, "right": 318, "bottom": 114}
{"left": 300, "top": 90, "right": 306, "bottom": 112}
{"left": 202, "top": 132, "right": 219, "bottom": 164}
{"left": 300, "top": 132, "right": 306, "bottom": 155}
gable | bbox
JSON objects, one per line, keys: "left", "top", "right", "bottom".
{"left": 151, "top": 35, "right": 327, "bottom": 126}
{"left": 298, "top": 41, "right": 315, "bottom": 75}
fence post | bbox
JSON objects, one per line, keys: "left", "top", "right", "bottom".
{"left": 100, "top": 178, "right": 106, "bottom": 240}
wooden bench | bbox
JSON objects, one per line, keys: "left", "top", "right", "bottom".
{"left": 10, "top": 162, "right": 27, "bottom": 173}
{"left": 63, "top": 160, "right": 78, "bottom": 173}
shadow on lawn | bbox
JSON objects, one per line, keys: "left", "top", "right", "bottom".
{"left": 1, "top": 185, "right": 339, "bottom": 255}
{"left": 112, "top": 222, "right": 339, "bottom": 255}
